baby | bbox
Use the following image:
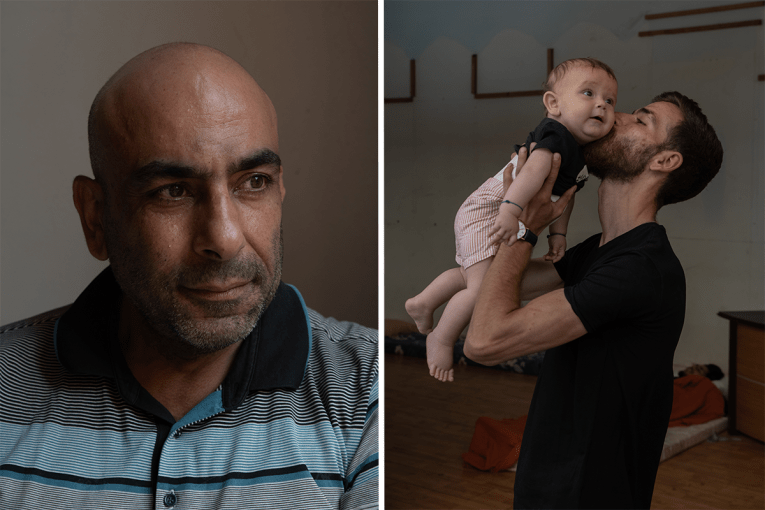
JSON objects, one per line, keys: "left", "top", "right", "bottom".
{"left": 406, "top": 57, "right": 618, "bottom": 382}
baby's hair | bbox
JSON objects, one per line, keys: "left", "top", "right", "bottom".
{"left": 543, "top": 57, "right": 617, "bottom": 92}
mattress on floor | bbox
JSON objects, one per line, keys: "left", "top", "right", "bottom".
{"left": 660, "top": 416, "right": 728, "bottom": 463}
{"left": 506, "top": 417, "right": 729, "bottom": 472}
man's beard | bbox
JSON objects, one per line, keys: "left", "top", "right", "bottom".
{"left": 583, "top": 128, "right": 660, "bottom": 183}
{"left": 105, "top": 219, "right": 283, "bottom": 357}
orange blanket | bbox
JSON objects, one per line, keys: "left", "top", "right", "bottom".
{"left": 462, "top": 415, "right": 527, "bottom": 472}
{"left": 464, "top": 375, "right": 725, "bottom": 471}
{"left": 668, "top": 374, "right": 725, "bottom": 427}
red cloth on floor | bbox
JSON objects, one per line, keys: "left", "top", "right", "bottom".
{"left": 668, "top": 374, "right": 725, "bottom": 427}
{"left": 463, "top": 375, "right": 723, "bottom": 472}
{"left": 462, "top": 415, "right": 527, "bottom": 472}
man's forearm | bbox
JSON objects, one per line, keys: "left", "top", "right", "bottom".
{"left": 463, "top": 151, "right": 582, "bottom": 365}
{"left": 464, "top": 240, "right": 533, "bottom": 364}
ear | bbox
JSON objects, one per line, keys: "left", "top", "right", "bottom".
{"left": 543, "top": 91, "right": 560, "bottom": 116}
{"left": 72, "top": 176, "right": 109, "bottom": 261}
{"left": 649, "top": 150, "right": 683, "bottom": 174}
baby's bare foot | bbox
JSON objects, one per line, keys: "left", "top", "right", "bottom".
{"left": 405, "top": 297, "right": 434, "bottom": 335}
{"left": 426, "top": 333, "right": 455, "bottom": 382}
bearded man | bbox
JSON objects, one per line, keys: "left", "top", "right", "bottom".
{"left": 464, "top": 92, "right": 722, "bottom": 509}
{"left": 0, "top": 43, "right": 377, "bottom": 509}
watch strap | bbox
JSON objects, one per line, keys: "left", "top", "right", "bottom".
{"left": 520, "top": 226, "right": 538, "bottom": 247}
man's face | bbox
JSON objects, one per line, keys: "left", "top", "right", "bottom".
{"left": 583, "top": 101, "right": 683, "bottom": 182}
{"left": 99, "top": 66, "right": 286, "bottom": 354}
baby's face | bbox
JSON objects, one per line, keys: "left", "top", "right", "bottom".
{"left": 551, "top": 65, "right": 618, "bottom": 145}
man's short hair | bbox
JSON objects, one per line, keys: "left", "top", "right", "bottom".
{"left": 543, "top": 57, "right": 617, "bottom": 92}
{"left": 653, "top": 91, "right": 723, "bottom": 209}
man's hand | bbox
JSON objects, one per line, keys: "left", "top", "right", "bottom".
{"left": 516, "top": 151, "right": 576, "bottom": 235}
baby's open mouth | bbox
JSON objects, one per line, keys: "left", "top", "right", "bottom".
{"left": 590, "top": 115, "right": 603, "bottom": 122}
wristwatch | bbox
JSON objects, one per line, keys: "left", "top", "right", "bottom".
{"left": 516, "top": 221, "right": 538, "bottom": 247}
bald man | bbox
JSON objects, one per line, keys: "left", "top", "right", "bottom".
{"left": 0, "top": 43, "right": 378, "bottom": 510}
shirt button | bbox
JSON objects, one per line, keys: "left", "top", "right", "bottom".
{"left": 163, "top": 490, "right": 177, "bottom": 507}
{"left": 173, "top": 430, "right": 181, "bottom": 438}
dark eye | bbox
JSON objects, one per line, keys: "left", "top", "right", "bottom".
{"left": 606, "top": 98, "right": 614, "bottom": 105}
{"left": 241, "top": 174, "right": 270, "bottom": 191}
{"left": 583, "top": 90, "right": 592, "bottom": 97}
{"left": 249, "top": 175, "right": 266, "bottom": 189}
{"left": 154, "top": 183, "right": 189, "bottom": 201}
{"left": 166, "top": 184, "right": 185, "bottom": 198}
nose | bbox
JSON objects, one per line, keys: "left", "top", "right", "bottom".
{"left": 193, "top": 187, "right": 245, "bottom": 261}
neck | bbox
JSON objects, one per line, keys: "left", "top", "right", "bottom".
{"left": 597, "top": 177, "right": 658, "bottom": 246}
{"left": 118, "top": 298, "right": 243, "bottom": 421}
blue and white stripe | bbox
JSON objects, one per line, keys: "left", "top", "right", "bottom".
{"left": 1, "top": 302, "right": 378, "bottom": 509}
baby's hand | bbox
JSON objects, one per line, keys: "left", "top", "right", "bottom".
{"left": 544, "top": 233, "right": 566, "bottom": 262}
{"left": 490, "top": 205, "right": 520, "bottom": 246}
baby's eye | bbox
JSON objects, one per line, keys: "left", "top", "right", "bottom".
{"left": 606, "top": 98, "right": 614, "bottom": 105}
{"left": 583, "top": 90, "right": 593, "bottom": 97}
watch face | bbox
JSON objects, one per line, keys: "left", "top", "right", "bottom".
{"left": 516, "top": 221, "right": 526, "bottom": 239}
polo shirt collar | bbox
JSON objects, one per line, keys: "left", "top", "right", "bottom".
{"left": 54, "top": 267, "right": 311, "bottom": 411}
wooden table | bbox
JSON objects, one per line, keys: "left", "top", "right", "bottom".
{"left": 718, "top": 311, "right": 764, "bottom": 442}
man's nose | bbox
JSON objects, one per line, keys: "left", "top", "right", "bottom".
{"left": 193, "top": 189, "right": 245, "bottom": 261}
{"left": 613, "top": 112, "right": 629, "bottom": 126}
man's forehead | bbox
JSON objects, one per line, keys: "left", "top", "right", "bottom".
{"left": 104, "top": 62, "right": 275, "bottom": 126}
{"left": 95, "top": 48, "right": 279, "bottom": 176}
{"left": 637, "top": 101, "right": 683, "bottom": 128}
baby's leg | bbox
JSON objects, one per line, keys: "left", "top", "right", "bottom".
{"left": 406, "top": 267, "right": 466, "bottom": 334}
{"left": 426, "top": 258, "right": 492, "bottom": 382}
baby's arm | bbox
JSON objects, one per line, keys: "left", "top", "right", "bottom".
{"left": 490, "top": 148, "right": 553, "bottom": 245}
{"left": 545, "top": 194, "right": 574, "bottom": 262}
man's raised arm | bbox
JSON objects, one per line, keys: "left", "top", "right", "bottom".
{"left": 499, "top": 148, "right": 565, "bottom": 303}
{"left": 464, "top": 153, "right": 587, "bottom": 365}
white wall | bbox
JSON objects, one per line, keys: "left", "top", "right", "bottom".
{"left": 385, "top": 1, "right": 764, "bottom": 372}
{"left": 0, "top": 1, "right": 378, "bottom": 327}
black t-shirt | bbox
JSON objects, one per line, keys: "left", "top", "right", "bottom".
{"left": 514, "top": 223, "right": 686, "bottom": 509}
{"left": 514, "top": 118, "right": 588, "bottom": 196}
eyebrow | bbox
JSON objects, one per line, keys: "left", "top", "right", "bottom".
{"left": 130, "top": 149, "right": 282, "bottom": 188}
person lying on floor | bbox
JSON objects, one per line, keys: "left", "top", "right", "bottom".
{"left": 670, "top": 364, "right": 726, "bottom": 427}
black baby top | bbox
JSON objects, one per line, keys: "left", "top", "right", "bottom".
{"left": 514, "top": 118, "right": 588, "bottom": 197}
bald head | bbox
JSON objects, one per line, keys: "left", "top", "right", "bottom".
{"left": 74, "top": 43, "right": 286, "bottom": 352}
{"left": 88, "top": 43, "right": 277, "bottom": 189}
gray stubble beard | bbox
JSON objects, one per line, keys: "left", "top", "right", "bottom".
{"left": 105, "top": 216, "right": 283, "bottom": 358}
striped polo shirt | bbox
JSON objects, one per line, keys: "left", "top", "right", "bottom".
{"left": 0, "top": 268, "right": 378, "bottom": 509}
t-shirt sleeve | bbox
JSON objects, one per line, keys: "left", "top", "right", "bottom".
{"left": 563, "top": 253, "right": 661, "bottom": 334}
{"left": 553, "top": 249, "right": 571, "bottom": 281}
{"left": 528, "top": 120, "right": 579, "bottom": 163}
{"left": 553, "top": 235, "right": 591, "bottom": 282}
